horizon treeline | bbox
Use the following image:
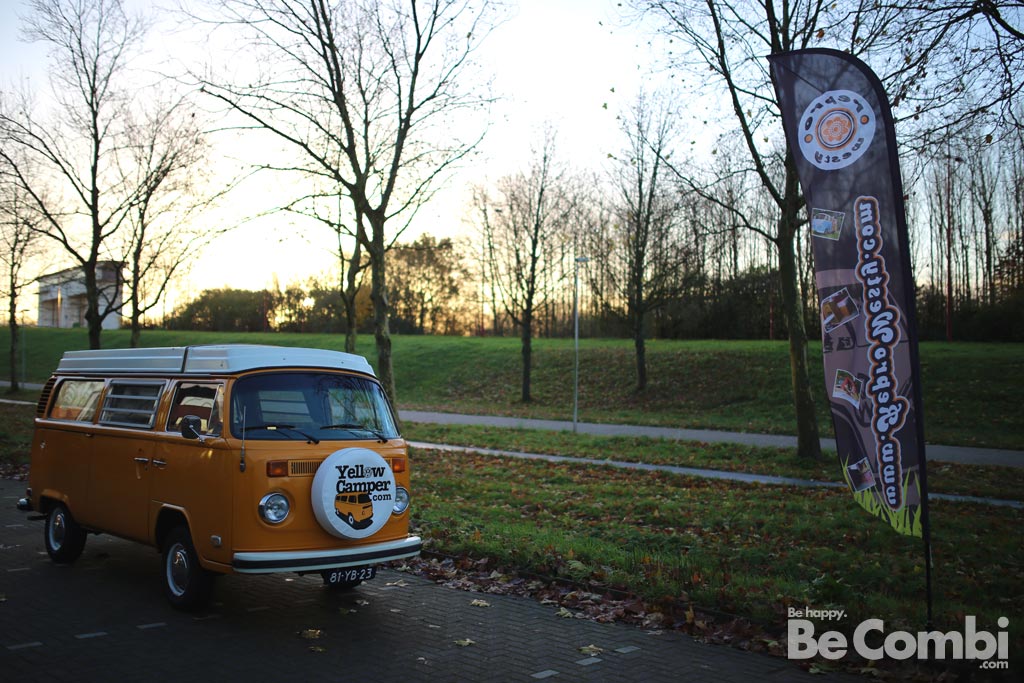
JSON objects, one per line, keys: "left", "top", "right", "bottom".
{"left": 162, "top": 212, "right": 1024, "bottom": 344}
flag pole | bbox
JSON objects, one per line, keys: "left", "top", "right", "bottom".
{"left": 903, "top": 270, "right": 934, "bottom": 629}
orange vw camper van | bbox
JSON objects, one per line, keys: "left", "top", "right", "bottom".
{"left": 18, "top": 345, "right": 421, "bottom": 609}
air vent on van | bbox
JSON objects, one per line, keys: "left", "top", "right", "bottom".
{"left": 36, "top": 377, "right": 57, "bottom": 417}
{"left": 289, "top": 460, "right": 320, "bottom": 476}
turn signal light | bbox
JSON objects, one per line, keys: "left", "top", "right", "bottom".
{"left": 266, "top": 460, "right": 289, "bottom": 477}
{"left": 390, "top": 457, "right": 407, "bottom": 473}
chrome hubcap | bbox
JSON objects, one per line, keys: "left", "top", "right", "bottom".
{"left": 49, "top": 510, "right": 67, "bottom": 549}
{"left": 167, "top": 543, "right": 190, "bottom": 597}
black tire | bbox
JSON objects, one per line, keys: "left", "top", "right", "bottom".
{"left": 162, "top": 525, "right": 216, "bottom": 611}
{"left": 44, "top": 503, "right": 87, "bottom": 564}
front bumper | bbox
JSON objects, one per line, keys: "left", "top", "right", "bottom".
{"left": 232, "top": 535, "right": 422, "bottom": 574}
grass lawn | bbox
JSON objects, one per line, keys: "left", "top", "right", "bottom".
{"left": 403, "top": 423, "right": 1024, "bottom": 502}
{"left": 409, "top": 446, "right": 1024, "bottom": 672}
{"left": 4, "top": 328, "right": 1023, "bottom": 449}
{"left": 0, "top": 403, "right": 34, "bottom": 477}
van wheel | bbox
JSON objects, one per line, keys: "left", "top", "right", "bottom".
{"left": 162, "top": 526, "right": 215, "bottom": 611}
{"left": 44, "top": 503, "right": 87, "bottom": 564}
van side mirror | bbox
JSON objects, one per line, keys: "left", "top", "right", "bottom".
{"left": 181, "top": 415, "right": 203, "bottom": 440}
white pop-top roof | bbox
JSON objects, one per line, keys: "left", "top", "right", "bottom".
{"left": 55, "top": 344, "right": 376, "bottom": 377}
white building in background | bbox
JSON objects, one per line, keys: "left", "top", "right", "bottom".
{"left": 37, "top": 261, "right": 124, "bottom": 330}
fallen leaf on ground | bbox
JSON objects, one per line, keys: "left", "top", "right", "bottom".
{"left": 300, "top": 629, "right": 322, "bottom": 639}
{"left": 579, "top": 644, "right": 603, "bottom": 656}
{"left": 454, "top": 638, "right": 475, "bottom": 647}
{"left": 469, "top": 599, "right": 490, "bottom": 607}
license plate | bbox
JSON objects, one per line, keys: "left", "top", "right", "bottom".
{"left": 322, "top": 566, "right": 376, "bottom": 585}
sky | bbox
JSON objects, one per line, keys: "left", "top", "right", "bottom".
{"left": 1, "top": 0, "right": 666, "bottom": 314}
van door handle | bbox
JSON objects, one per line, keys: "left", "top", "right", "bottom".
{"left": 133, "top": 457, "right": 150, "bottom": 465}
{"left": 152, "top": 459, "right": 168, "bottom": 468}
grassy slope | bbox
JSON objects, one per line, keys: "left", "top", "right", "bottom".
{"left": 7, "top": 328, "right": 1021, "bottom": 449}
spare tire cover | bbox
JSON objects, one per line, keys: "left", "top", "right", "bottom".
{"left": 311, "top": 448, "right": 396, "bottom": 539}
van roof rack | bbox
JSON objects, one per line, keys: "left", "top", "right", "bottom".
{"left": 55, "top": 345, "right": 376, "bottom": 377}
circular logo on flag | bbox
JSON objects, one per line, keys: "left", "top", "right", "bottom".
{"left": 798, "top": 90, "right": 876, "bottom": 171}
{"left": 311, "top": 447, "right": 396, "bottom": 539}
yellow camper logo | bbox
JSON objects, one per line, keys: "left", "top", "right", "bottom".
{"left": 312, "top": 448, "right": 396, "bottom": 539}
{"left": 335, "top": 492, "right": 373, "bottom": 529}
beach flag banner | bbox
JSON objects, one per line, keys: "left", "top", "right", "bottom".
{"left": 768, "top": 49, "right": 930, "bottom": 538}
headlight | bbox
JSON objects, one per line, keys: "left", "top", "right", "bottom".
{"left": 258, "top": 493, "right": 290, "bottom": 524}
{"left": 392, "top": 487, "right": 410, "bottom": 515}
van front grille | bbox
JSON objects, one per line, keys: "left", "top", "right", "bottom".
{"left": 289, "top": 460, "right": 320, "bottom": 476}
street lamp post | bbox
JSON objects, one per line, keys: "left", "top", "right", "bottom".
{"left": 573, "top": 256, "right": 589, "bottom": 433}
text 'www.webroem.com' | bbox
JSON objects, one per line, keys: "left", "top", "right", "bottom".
{"left": 788, "top": 612, "right": 1010, "bottom": 670}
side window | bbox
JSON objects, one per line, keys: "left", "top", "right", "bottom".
{"left": 167, "top": 383, "right": 224, "bottom": 436}
{"left": 99, "top": 381, "right": 164, "bottom": 429}
{"left": 49, "top": 379, "right": 105, "bottom": 422}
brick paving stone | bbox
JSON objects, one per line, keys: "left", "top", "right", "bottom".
{"left": 0, "top": 478, "right": 864, "bottom": 682}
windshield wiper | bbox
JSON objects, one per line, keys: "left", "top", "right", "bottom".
{"left": 320, "top": 423, "right": 388, "bottom": 443}
{"left": 242, "top": 423, "right": 320, "bottom": 444}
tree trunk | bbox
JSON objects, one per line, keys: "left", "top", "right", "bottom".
{"left": 520, "top": 311, "right": 532, "bottom": 403}
{"left": 129, "top": 273, "right": 142, "bottom": 348}
{"left": 632, "top": 304, "right": 647, "bottom": 392}
{"left": 340, "top": 222, "right": 362, "bottom": 354}
{"left": 84, "top": 261, "right": 102, "bottom": 350}
{"left": 341, "top": 276, "right": 359, "bottom": 354}
{"left": 368, "top": 227, "right": 396, "bottom": 404}
{"left": 130, "top": 314, "right": 142, "bottom": 348}
{"left": 7, "top": 301, "right": 19, "bottom": 392}
{"left": 344, "top": 312, "right": 358, "bottom": 353}
{"left": 130, "top": 234, "right": 144, "bottom": 347}
{"left": 777, "top": 172, "right": 822, "bottom": 460}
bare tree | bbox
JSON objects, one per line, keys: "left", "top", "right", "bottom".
{"left": 476, "top": 131, "right": 577, "bottom": 403}
{"left": 875, "top": 0, "right": 1024, "bottom": 147}
{"left": 628, "top": 0, "right": 863, "bottom": 458}
{"left": 119, "top": 96, "right": 231, "bottom": 347}
{"left": 608, "top": 90, "right": 692, "bottom": 391}
{"left": 276, "top": 188, "right": 367, "bottom": 353}
{"left": 0, "top": 155, "right": 43, "bottom": 391}
{"left": 629, "top": 0, "right": 1024, "bottom": 454}
{"left": 190, "top": 0, "right": 498, "bottom": 401}
{"left": 0, "top": 0, "right": 150, "bottom": 349}
{"left": 969, "top": 147, "right": 999, "bottom": 307}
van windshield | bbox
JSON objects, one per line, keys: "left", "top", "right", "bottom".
{"left": 229, "top": 372, "right": 399, "bottom": 441}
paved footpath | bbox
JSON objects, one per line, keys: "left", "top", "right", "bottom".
{"left": 0, "top": 480, "right": 862, "bottom": 683}
{"left": 400, "top": 410, "right": 1024, "bottom": 469}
